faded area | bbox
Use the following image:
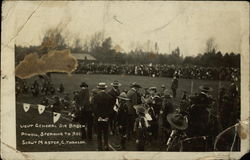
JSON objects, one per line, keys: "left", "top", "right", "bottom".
{"left": 15, "top": 49, "right": 78, "bottom": 79}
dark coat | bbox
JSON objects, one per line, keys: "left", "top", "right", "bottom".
{"left": 127, "top": 88, "right": 141, "bottom": 115}
{"left": 93, "top": 90, "right": 113, "bottom": 119}
{"left": 171, "top": 78, "right": 178, "bottom": 90}
{"left": 162, "top": 100, "right": 174, "bottom": 129}
{"left": 107, "top": 87, "right": 120, "bottom": 107}
{"left": 78, "top": 88, "right": 90, "bottom": 110}
{"left": 52, "top": 100, "right": 62, "bottom": 113}
{"left": 187, "top": 93, "right": 213, "bottom": 136}
{"left": 117, "top": 103, "right": 129, "bottom": 127}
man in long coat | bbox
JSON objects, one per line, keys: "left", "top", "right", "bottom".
{"left": 171, "top": 76, "right": 178, "bottom": 98}
{"left": 107, "top": 80, "right": 121, "bottom": 135}
{"left": 92, "top": 82, "right": 113, "bottom": 151}
{"left": 78, "top": 82, "right": 90, "bottom": 140}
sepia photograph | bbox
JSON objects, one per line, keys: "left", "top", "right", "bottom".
{"left": 1, "top": 1, "right": 249, "bottom": 160}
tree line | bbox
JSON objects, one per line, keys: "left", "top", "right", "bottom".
{"left": 15, "top": 29, "right": 240, "bottom": 68}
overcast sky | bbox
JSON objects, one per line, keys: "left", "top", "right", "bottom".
{"left": 8, "top": 1, "right": 244, "bottom": 56}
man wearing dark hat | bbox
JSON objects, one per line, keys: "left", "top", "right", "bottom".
{"left": 78, "top": 82, "right": 90, "bottom": 140}
{"left": 92, "top": 82, "right": 113, "bottom": 151}
{"left": 127, "top": 82, "right": 142, "bottom": 140}
{"left": 107, "top": 80, "right": 121, "bottom": 135}
{"left": 187, "top": 85, "right": 214, "bottom": 151}
{"left": 51, "top": 95, "right": 62, "bottom": 113}
{"left": 171, "top": 76, "right": 178, "bottom": 98}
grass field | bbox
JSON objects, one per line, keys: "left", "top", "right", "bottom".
{"left": 16, "top": 73, "right": 232, "bottom": 152}
{"left": 25, "top": 73, "right": 230, "bottom": 100}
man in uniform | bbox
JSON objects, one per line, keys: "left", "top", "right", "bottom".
{"left": 78, "top": 82, "right": 90, "bottom": 140}
{"left": 92, "top": 82, "right": 113, "bottom": 151}
{"left": 51, "top": 95, "right": 62, "bottom": 113}
{"left": 187, "top": 85, "right": 214, "bottom": 151}
{"left": 134, "top": 105, "right": 149, "bottom": 151}
{"left": 107, "top": 80, "right": 121, "bottom": 135}
{"left": 126, "top": 82, "right": 142, "bottom": 140}
{"left": 171, "top": 76, "right": 178, "bottom": 98}
{"left": 116, "top": 92, "right": 130, "bottom": 150}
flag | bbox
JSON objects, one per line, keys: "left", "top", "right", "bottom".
{"left": 23, "top": 103, "right": 30, "bottom": 112}
{"left": 53, "top": 112, "right": 61, "bottom": 123}
{"left": 145, "top": 113, "right": 152, "bottom": 121}
{"left": 38, "top": 104, "right": 46, "bottom": 114}
{"left": 113, "top": 99, "right": 119, "bottom": 112}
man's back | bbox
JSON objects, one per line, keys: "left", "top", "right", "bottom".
{"left": 93, "top": 91, "right": 113, "bottom": 118}
{"left": 78, "top": 88, "right": 90, "bottom": 107}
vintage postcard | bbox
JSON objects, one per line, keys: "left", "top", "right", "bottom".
{"left": 1, "top": 1, "right": 249, "bottom": 160}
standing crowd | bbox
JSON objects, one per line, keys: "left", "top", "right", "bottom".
{"left": 16, "top": 74, "right": 240, "bottom": 151}
{"left": 75, "top": 63, "right": 239, "bottom": 81}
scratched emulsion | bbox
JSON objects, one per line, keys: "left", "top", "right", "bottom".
{"left": 238, "top": 123, "right": 248, "bottom": 140}
{"left": 15, "top": 49, "right": 78, "bottom": 79}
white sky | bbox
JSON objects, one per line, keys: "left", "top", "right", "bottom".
{"left": 8, "top": 1, "right": 244, "bottom": 56}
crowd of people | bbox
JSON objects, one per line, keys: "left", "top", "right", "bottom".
{"left": 75, "top": 63, "right": 239, "bottom": 81}
{"left": 16, "top": 75, "right": 240, "bottom": 151}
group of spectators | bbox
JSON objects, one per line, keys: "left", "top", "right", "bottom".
{"left": 16, "top": 73, "right": 240, "bottom": 151}
{"left": 75, "top": 63, "right": 239, "bottom": 81}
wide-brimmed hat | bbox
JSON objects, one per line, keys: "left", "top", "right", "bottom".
{"left": 97, "top": 82, "right": 108, "bottom": 89}
{"left": 199, "top": 85, "right": 213, "bottom": 92}
{"left": 118, "top": 92, "right": 130, "bottom": 101}
{"left": 148, "top": 87, "right": 157, "bottom": 92}
{"left": 167, "top": 113, "right": 188, "bottom": 130}
{"left": 153, "top": 95, "right": 160, "bottom": 99}
{"left": 134, "top": 105, "right": 146, "bottom": 114}
{"left": 80, "top": 82, "right": 88, "bottom": 88}
{"left": 143, "top": 98, "right": 153, "bottom": 104}
{"left": 111, "top": 80, "right": 122, "bottom": 87}
{"left": 130, "top": 82, "right": 141, "bottom": 88}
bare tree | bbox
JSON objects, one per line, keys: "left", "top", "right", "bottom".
{"left": 206, "top": 37, "right": 218, "bottom": 53}
{"left": 41, "top": 28, "right": 67, "bottom": 51}
{"left": 72, "top": 37, "right": 83, "bottom": 53}
{"left": 89, "top": 32, "right": 104, "bottom": 52}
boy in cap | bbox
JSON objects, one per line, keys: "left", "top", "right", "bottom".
{"left": 144, "top": 98, "right": 158, "bottom": 143}
{"left": 116, "top": 92, "right": 130, "bottom": 150}
{"left": 134, "top": 105, "right": 149, "bottom": 151}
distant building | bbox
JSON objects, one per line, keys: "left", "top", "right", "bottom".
{"left": 71, "top": 53, "right": 97, "bottom": 64}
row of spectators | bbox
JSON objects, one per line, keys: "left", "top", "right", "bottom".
{"left": 75, "top": 63, "right": 239, "bottom": 81}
